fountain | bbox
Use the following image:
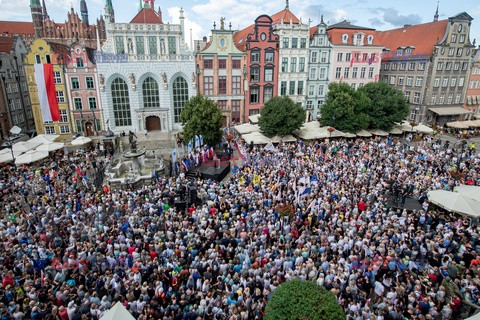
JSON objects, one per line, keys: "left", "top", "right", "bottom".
{"left": 104, "top": 131, "right": 165, "bottom": 189}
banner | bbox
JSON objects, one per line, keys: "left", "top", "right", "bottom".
{"left": 34, "top": 64, "right": 60, "bottom": 122}
{"left": 172, "top": 148, "right": 177, "bottom": 164}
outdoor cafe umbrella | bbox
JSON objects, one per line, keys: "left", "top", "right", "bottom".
{"left": 356, "top": 129, "right": 372, "bottom": 137}
{"left": 389, "top": 127, "right": 403, "bottom": 135}
{"left": 454, "top": 185, "right": 480, "bottom": 203}
{"left": 368, "top": 129, "right": 389, "bottom": 136}
{"left": 413, "top": 124, "right": 434, "bottom": 134}
{"left": 0, "top": 152, "right": 13, "bottom": 163}
{"left": 427, "top": 190, "right": 480, "bottom": 218}
{"left": 36, "top": 142, "right": 65, "bottom": 152}
{"left": 12, "top": 141, "right": 39, "bottom": 153}
{"left": 71, "top": 136, "right": 93, "bottom": 146}
{"left": 29, "top": 134, "right": 59, "bottom": 145}
{"left": 14, "top": 150, "right": 49, "bottom": 165}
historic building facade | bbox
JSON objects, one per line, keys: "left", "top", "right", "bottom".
{"left": 24, "top": 39, "right": 74, "bottom": 138}
{"left": 328, "top": 21, "right": 383, "bottom": 89}
{"left": 0, "top": 74, "right": 8, "bottom": 143}
{"left": 0, "top": 36, "right": 35, "bottom": 135}
{"left": 465, "top": 49, "right": 480, "bottom": 116}
{"left": 274, "top": 6, "right": 310, "bottom": 108}
{"left": 97, "top": 1, "right": 195, "bottom": 133}
{"left": 234, "top": 15, "right": 279, "bottom": 119}
{"left": 64, "top": 43, "right": 104, "bottom": 136}
{"left": 307, "top": 18, "right": 332, "bottom": 120}
{"left": 377, "top": 12, "right": 475, "bottom": 125}
{"left": 196, "top": 19, "right": 247, "bottom": 125}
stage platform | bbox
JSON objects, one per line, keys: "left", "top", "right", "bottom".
{"left": 386, "top": 194, "right": 423, "bottom": 211}
{"left": 186, "top": 159, "right": 231, "bottom": 182}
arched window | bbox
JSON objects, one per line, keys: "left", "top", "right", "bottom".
{"left": 172, "top": 77, "right": 188, "bottom": 123}
{"left": 142, "top": 77, "right": 160, "bottom": 108}
{"left": 111, "top": 78, "right": 132, "bottom": 127}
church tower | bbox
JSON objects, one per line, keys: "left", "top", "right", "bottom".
{"left": 105, "top": 0, "right": 115, "bottom": 23}
{"left": 30, "top": 0, "right": 43, "bottom": 38}
{"left": 81, "top": 0, "right": 89, "bottom": 27}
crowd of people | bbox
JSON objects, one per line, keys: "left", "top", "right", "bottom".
{"left": 0, "top": 134, "right": 479, "bottom": 320}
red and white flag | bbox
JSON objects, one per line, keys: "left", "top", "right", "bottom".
{"left": 34, "top": 63, "right": 61, "bottom": 122}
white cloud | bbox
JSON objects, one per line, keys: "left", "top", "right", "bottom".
{"left": 334, "top": 9, "right": 347, "bottom": 22}
{"left": 166, "top": 7, "right": 205, "bottom": 51}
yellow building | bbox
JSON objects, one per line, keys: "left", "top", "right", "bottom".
{"left": 24, "top": 39, "right": 73, "bottom": 138}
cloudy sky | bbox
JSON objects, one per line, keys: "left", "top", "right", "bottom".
{"left": 1, "top": 0, "right": 479, "bottom": 49}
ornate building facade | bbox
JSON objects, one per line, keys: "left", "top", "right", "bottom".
{"left": 464, "top": 48, "right": 480, "bottom": 116}
{"left": 0, "top": 36, "right": 35, "bottom": 136}
{"left": 64, "top": 43, "right": 104, "bottom": 136}
{"left": 97, "top": 0, "right": 195, "bottom": 133}
{"left": 196, "top": 19, "right": 247, "bottom": 125}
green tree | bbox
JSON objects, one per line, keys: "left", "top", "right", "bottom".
{"left": 358, "top": 82, "right": 409, "bottom": 131}
{"left": 319, "top": 82, "right": 370, "bottom": 133}
{"left": 265, "top": 279, "right": 345, "bottom": 320}
{"left": 259, "top": 96, "right": 306, "bottom": 137}
{"left": 180, "top": 94, "right": 223, "bottom": 146}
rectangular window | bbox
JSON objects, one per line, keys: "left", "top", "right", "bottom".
{"left": 300, "top": 38, "right": 307, "bottom": 48}
{"left": 231, "top": 100, "right": 241, "bottom": 121}
{"left": 418, "top": 63, "right": 425, "bottom": 71}
{"left": 74, "top": 97, "right": 82, "bottom": 110}
{"left": 264, "top": 86, "right": 273, "bottom": 102}
{"left": 85, "top": 77, "right": 94, "bottom": 89}
{"left": 115, "top": 36, "right": 125, "bottom": 54}
{"left": 264, "top": 69, "right": 273, "bottom": 82}
{"left": 400, "top": 63, "right": 406, "bottom": 70}
{"left": 363, "top": 53, "right": 368, "bottom": 62}
{"left": 434, "top": 77, "right": 440, "bottom": 87}
{"left": 35, "top": 55, "right": 41, "bottom": 64}
{"left": 455, "top": 93, "right": 461, "bottom": 104}
{"left": 11, "top": 83, "right": 18, "bottom": 93}
{"left": 289, "top": 81, "right": 295, "bottom": 95}
{"left": 291, "top": 38, "right": 298, "bottom": 48}
{"left": 60, "top": 125, "right": 70, "bottom": 134}
{"left": 265, "top": 51, "right": 274, "bottom": 63}
{"left": 71, "top": 77, "right": 80, "bottom": 90}
{"left": 368, "top": 67, "right": 374, "bottom": 78}
{"left": 445, "top": 62, "right": 452, "bottom": 71}
{"left": 308, "top": 85, "right": 314, "bottom": 96}
{"left": 352, "top": 67, "right": 358, "bottom": 78}
{"left": 454, "top": 62, "right": 460, "bottom": 71}
{"left": 345, "top": 53, "right": 351, "bottom": 62}
{"left": 458, "top": 77, "right": 465, "bottom": 87}
{"left": 204, "top": 76, "right": 213, "bottom": 95}
{"left": 45, "top": 126, "right": 55, "bottom": 134}
{"left": 290, "top": 57, "right": 297, "bottom": 72}
{"left": 45, "top": 54, "right": 51, "bottom": 64}
{"left": 337, "top": 52, "right": 343, "bottom": 62}
{"left": 282, "top": 58, "right": 288, "bottom": 72}
{"left": 218, "top": 76, "right": 227, "bottom": 94}
{"left": 390, "top": 76, "right": 396, "bottom": 85}
{"left": 351, "top": 83, "right": 356, "bottom": 89}
{"left": 168, "top": 36, "right": 176, "bottom": 54}
{"left": 344, "top": 67, "right": 350, "bottom": 79}
{"left": 407, "top": 76, "right": 414, "bottom": 86}
{"left": 391, "top": 63, "right": 397, "bottom": 71}
{"left": 462, "top": 62, "right": 468, "bottom": 70}
{"left": 232, "top": 60, "right": 241, "bottom": 69}
{"left": 251, "top": 50, "right": 260, "bottom": 63}
{"left": 204, "top": 59, "right": 213, "bottom": 69}
{"left": 250, "top": 87, "right": 259, "bottom": 104}
{"left": 250, "top": 68, "right": 260, "bottom": 82}
{"left": 56, "top": 91, "right": 65, "bottom": 103}
{"left": 76, "top": 57, "right": 84, "bottom": 68}
{"left": 219, "top": 59, "right": 227, "bottom": 69}
{"left": 431, "top": 94, "right": 437, "bottom": 104}
{"left": 60, "top": 110, "right": 68, "bottom": 123}
{"left": 297, "top": 81, "right": 304, "bottom": 95}
{"left": 442, "top": 77, "right": 448, "bottom": 87}
{"left": 283, "top": 38, "right": 289, "bottom": 48}
{"left": 281, "top": 81, "right": 287, "bottom": 96}
{"left": 217, "top": 100, "right": 227, "bottom": 110}
{"left": 321, "top": 52, "right": 327, "bottom": 63}
{"left": 447, "top": 93, "right": 453, "bottom": 104}
{"left": 21, "top": 82, "right": 27, "bottom": 92}
{"left": 88, "top": 97, "right": 97, "bottom": 109}
{"left": 360, "top": 67, "right": 366, "bottom": 78}
{"left": 398, "top": 76, "right": 404, "bottom": 85}
{"left": 53, "top": 71, "right": 62, "bottom": 84}
{"left": 336, "top": 67, "right": 341, "bottom": 79}
{"left": 437, "top": 62, "right": 443, "bottom": 71}
{"left": 232, "top": 76, "right": 241, "bottom": 95}
{"left": 457, "top": 48, "right": 463, "bottom": 57}
{"left": 299, "top": 57, "right": 305, "bottom": 72}
{"left": 76, "top": 120, "right": 83, "bottom": 132}
{"left": 408, "top": 62, "right": 415, "bottom": 71}
{"left": 148, "top": 36, "right": 158, "bottom": 54}
{"left": 450, "top": 77, "right": 457, "bottom": 87}
{"left": 405, "top": 91, "right": 411, "bottom": 102}
{"left": 6, "top": 84, "right": 11, "bottom": 93}
{"left": 413, "top": 92, "right": 420, "bottom": 104}
{"left": 309, "top": 68, "right": 316, "bottom": 80}
{"left": 320, "top": 68, "right": 326, "bottom": 79}
{"left": 136, "top": 36, "right": 145, "bottom": 54}
{"left": 311, "top": 52, "right": 318, "bottom": 63}
{"left": 451, "top": 34, "right": 457, "bottom": 43}
{"left": 439, "top": 93, "right": 445, "bottom": 104}
{"left": 318, "top": 84, "right": 325, "bottom": 96}
{"left": 416, "top": 77, "right": 423, "bottom": 87}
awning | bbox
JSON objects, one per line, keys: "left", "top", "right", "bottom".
{"left": 248, "top": 114, "right": 261, "bottom": 124}
{"left": 428, "top": 107, "right": 472, "bottom": 116}
{"left": 446, "top": 121, "right": 470, "bottom": 129}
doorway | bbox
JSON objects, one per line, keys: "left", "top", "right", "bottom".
{"left": 145, "top": 116, "right": 161, "bottom": 131}
{"left": 85, "top": 122, "right": 94, "bottom": 136}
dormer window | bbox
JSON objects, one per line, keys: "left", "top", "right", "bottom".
{"left": 355, "top": 35, "right": 362, "bottom": 46}
{"left": 397, "top": 49, "right": 403, "bottom": 56}
{"left": 342, "top": 34, "right": 348, "bottom": 44}
{"left": 405, "top": 48, "right": 412, "bottom": 55}
{"left": 319, "top": 28, "right": 324, "bottom": 34}
{"left": 367, "top": 35, "right": 373, "bottom": 45}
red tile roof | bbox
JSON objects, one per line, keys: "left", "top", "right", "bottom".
{"left": 0, "top": 37, "right": 14, "bottom": 53}
{"left": 310, "top": 26, "right": 318, "bottom": 40}
{"left": 271, "top": 9, "right": 300, "bottom": 24}
{"left": 376, "top": 20, "right": 448, "bottom": 57}
{"left": 130, "top": 8, "right": 163, "bottom": 24}
{"left": 0, "top": 21, "right": 35, "bottom": 36}
{"left": 233, "top": 25, "right": 254, "bottom": 51}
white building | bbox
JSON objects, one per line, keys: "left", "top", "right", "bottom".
{"left": 97, "top": 0, "right": 195, "bottom": 133}
{"left": 274, "top": 5, "right": 310, "bottom": 107}
{"left": 307, "top": 17, "right": 332, "bottom": 119}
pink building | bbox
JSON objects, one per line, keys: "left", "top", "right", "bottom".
{"left": 327, "top": 21, "right": 383, "bottom": 90}
{"left": 64, "top": 43, "right": 104, "bottom": 136}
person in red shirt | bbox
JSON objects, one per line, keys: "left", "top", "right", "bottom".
{"left": 358, "top": 201, "right": 367, "bottom": 212}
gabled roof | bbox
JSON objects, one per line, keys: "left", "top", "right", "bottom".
{"left": 0, "top": 21, "right": 35, "bottom": 36}
{"left": 0, "top": 37, "right": 15, "bottom": 53}
{"left": 449, "top": 12, "right": 473, "bottom": 21}
{"left": 376, "top": 19, "right": 449, "bottom": 57}
{"left": 271, "top": 9, "right": 299, "bottom": 24}
{"left": 130, "top": 8, "right": 163, "bottom": 24}
{"left": 327, "top": 20, "right": 374, "bottom": 31}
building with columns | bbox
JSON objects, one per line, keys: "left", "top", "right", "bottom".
{"left": 97, "top": 0, "right": 195, "bottom": 134}
{"left": 308, "top": 17, "right": 332, "bottom": 120}
{"left": 196, "top": 19, "right": 247, "bottom": 126}
{"left": 64, "top": 43, "right": 104, "bottom": 136}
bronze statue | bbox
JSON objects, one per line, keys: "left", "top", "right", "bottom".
{"left": 220, "top": 17, "right": 225, "bottom": 30}
{"left": 128, "top": 130, "right": 137, "bottom": 152}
